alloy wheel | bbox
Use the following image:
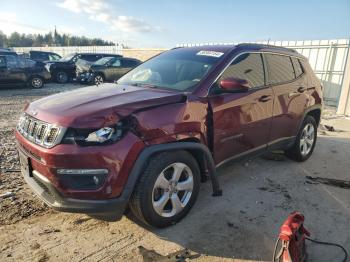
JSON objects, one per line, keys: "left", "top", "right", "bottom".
{"left": 31, "top": 78, "right": 43, "bottom": 88}
{"left": 152, "top": 162, "right": 194, "bottom": 218}
{"left": 94, "top": 75, "right": 104, "bottom": 85}
{"left": 300, "top": 123, "right": 315, "bottom": 156}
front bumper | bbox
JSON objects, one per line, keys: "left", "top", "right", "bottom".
{"left": 15, "top": 130, "right": 145, "bottom": 218}
{"left": 23, "top": 168, "right": 128, "bottom": 220}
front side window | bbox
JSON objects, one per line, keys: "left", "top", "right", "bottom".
{"left": 59, "top": 53, "right": 76, "bottom": 62}
{"left": 112, "top": 59, "right": 121, "bottom": 67}
{"left": 266, "top": 54, "right": 295, "bottom": 84}
{"left": 118, "top": 48, "right": 226, "bottom": 92}
{"left": 218, "top": 53, "right": 265, "bottom": 88}
{"left": 49, "top": 54, "right": 61, "bottom": 61}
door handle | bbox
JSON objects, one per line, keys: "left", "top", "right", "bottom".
{"left": 298, "top": 87, "right": 306, "bottom": 93}
{"left": 258, "top": 95, "right": 271, "bottom": 102}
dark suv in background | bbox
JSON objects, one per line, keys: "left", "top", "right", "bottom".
{"left": 45, "top": 53, "right": 122, "bottom": 83}
{"left": 0, "top": 54, "right": 50, "bottom": 88}
{"left": 16, "top": 44, "right": 322, "bottom": 228}
{"left": 76, "top": 56, "right": 141, "bottom": 85}
{"left": 25, "top": 51, "right": 61, "bottom": 62}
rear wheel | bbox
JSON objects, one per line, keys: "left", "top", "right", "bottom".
{"left": 55, "top": 71, "right": 69, "bottom": 83}
{"left": 285, "top": 115, "right": 317, "bottom": 162}
{"left": 28, "top": 76, "right": 44, "bottom": 88}
{"left": 129, "top": 151, "right": 200, "bottom": 228}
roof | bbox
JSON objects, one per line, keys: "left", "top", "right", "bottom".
{"left": 175, "top": 43, "right": 304, "bottom": 59}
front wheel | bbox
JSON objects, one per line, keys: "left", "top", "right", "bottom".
{"left": 55, "top": 71, "right": 69, "bottom": 83}
{"left": 93, "top": 74, "right": 104, "bottom": 85}
{"left": 129, "top": 151, "right": 200, "bottom": 228}
{"left": 285, "top": 115, "right": 317, "bottom": 162}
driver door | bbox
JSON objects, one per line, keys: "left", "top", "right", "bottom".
{"left": 208, "top": 53, "right": 274, "bottom": 165}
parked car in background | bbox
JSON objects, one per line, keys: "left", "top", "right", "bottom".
{"left": 25, "top": 51, "right": 61, "bottom": 62}
{"left": 76, "top": 56, "right": 141, "bottom": 85}
{"left": 0, "top": 48, "right": 18, "bottom": 56}
{"left": 0, "top": 55, "right": 50, "bottom": 88}
{"left": 15, "top": 44, "right": 322, "bottom": 227}
{"left": 45, "top": 53, "right": 122, "bottom": 83}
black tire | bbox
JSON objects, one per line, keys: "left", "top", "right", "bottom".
{"left": 28, "top": 76, "right": 44, "bottom": 89}
{"left": 129, "top": 150, "right": 200, "bottom": 228}
{"left": 285, "top": 115, "right": 317, "bottom": 162}
{"left": 55, "top": 71, "right": 69, "bottom": 83}
{"left": 93, "top": 74, "right": 104, "bottom": 85}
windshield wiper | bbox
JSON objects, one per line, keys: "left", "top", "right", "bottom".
{"left": 123, "top": 82, "right": 160, "bottom": 89}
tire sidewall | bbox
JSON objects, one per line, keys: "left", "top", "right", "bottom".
{"left": 139, "top": 152, "right": 200, "bottom": 227}
{"left": 295, "top": 116, "right": 317, "bottom": 161}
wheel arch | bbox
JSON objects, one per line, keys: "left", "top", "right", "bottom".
{"left": 122, "top": 142, "right": 222, "bottom": 207}
{"left": 306, "top": 108, "right": 321, "bottom": 126}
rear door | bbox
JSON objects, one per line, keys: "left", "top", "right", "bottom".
{"left": 208, "top": 52, "right": 274, "bottom": 165}
{"left": 5, "top": 55, "right": 27, "bottom": 84}
{"left": 265, "top": 54, "right": 309, "bottom": 146}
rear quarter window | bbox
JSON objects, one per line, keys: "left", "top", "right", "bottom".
{"left": 291, "top": 57, "right": 303, "bottom": 78}
{"left": 266, "top": 54, "right": 295, "bottom": 84}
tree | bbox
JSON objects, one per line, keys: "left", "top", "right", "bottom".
{"left": 1, "top": 30, "right": 116, "bottom": 47}
{"left": 0, "top": 31, "right": 7, "bottom": 47}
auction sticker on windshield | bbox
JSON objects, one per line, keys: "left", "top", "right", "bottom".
{"left": 197, "top": 50, "right": 224, "bottom": 58}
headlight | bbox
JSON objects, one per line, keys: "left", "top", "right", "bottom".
{"left": 62, "top": 121, "right": 127, "bottom": 146}
{"left": 86, "top": 127, "right": 121, "bottom": 143}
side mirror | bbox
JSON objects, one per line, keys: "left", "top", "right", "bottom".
{"left": 219, "top": 77, "right": 250, "bottom": 93}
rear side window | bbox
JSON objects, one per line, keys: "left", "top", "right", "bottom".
{"left": 6, "top": 55, "right": 18, "bottom": 69}
{"left": 291, "top": 57, "right": 303, "bottom": 78}
{"left": 219, "top": 53, "right": 265, "bottom": 88}
{"left": 266, "top": 54, "right": 295, "bottom": 84}
{"left": 31, "top": 52, "right": 48, "bottom": 61}
{"left": 122, "top": 59, "right": 139, "bottom": 67}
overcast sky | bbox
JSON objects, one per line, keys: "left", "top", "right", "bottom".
{"left": 1, "top": 0, "right": 349, "bottom": 47}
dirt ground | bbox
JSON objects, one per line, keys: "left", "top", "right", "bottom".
{"left": 0, "top": 83, "right": 349, "bottom": 262}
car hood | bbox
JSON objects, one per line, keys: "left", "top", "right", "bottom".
{"left": 25, "top": 83, "right": 186, "bottom": 129}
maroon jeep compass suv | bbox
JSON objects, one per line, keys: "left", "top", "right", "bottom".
{"left": 15, "top": 44, "right": 322, "bottom": 227}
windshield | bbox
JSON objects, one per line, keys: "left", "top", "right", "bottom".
{"left": 117, "top": 48, "right": 226, "bottom": 92}
{"left": 59, "top": 53, "right": 75, "bottom": 61}
{"left": 94, "top": 57, "right": 114, "bottom": 65}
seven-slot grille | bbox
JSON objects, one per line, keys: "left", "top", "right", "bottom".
{"left": 17, "top": 114, "right": 63, "bottom": 148}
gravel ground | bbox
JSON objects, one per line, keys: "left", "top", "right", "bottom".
{"left": 0, "top": 84, "right": 349, "bottom": 262}
{"left": 0, "top": 83, "right": 85, "bottom": 225}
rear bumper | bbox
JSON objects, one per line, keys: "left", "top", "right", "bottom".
{"left": 24, "top": 169, "right": 127, "bottom": 220}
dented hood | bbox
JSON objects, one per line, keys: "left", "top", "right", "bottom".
{"left": 26, "top": 83, "right": 185, "bottom": 128}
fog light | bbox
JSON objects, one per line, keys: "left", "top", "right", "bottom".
{"left": 93, "top": 175, "right": 100, "bottom": 185}
{"left": 57, "top": 169, "right": 108, "bottom": 190}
